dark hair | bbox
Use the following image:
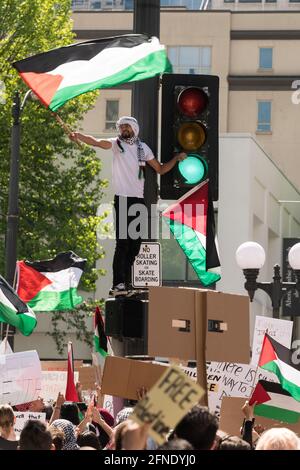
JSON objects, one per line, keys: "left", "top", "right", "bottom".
{"left": 77, "top": 431, "right": 101, "bottom": 450}
{"left": 44, "top": 405, "right": 54, "bottom": 422}
{"left": 217, "top": 435, "right": 251, "bottom": 451}
{"left": 173, "top": 405, "right": 218, "bottom": 450}
{"left": 49, "top": 427, "right": 65, "bottom": 450}
{"left": 19, "top": 420, "right": 52, "bottom": 450}
{"left": 159, "top": 438, "right": 194, "bottom": 450}
{"left": 60, "top": 402, "right": 80, "bottom": 426}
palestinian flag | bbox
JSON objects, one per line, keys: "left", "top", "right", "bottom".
{"left": 259, "top": 333, "right": 300, "bottom": 402}
{"left": 16, "top": 251, "right": 86, "bottom": 312}
{"left": 65, "top": 342, "right": 79, "bottom": 402}
{"left": 0, "top": 275, "right": 37, "bottom": 336}
{"left": 12, "top": 34, "right": 172, "bottom": 112}
{"left": 250, "top": 380, "right": 300, "bottom": 424}
{"left": 162, "top": 180, "right": 221, "bottom": 286}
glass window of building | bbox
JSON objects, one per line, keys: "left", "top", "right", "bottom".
{"left": 259, "top": 47, "right": 273, "bottom": 69}
{"left": 161, "top": 0, "right": 202, "bottom": 8}
{"left": 105, "top": 100, "right": 119, "bottom": 130}
{"left": 257, "top": 101, "right": 272, "bottom": 132}
{"left": 168, "top": 46, "right": 211, "bottom": 74}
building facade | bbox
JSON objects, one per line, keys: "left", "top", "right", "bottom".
{"left": 15, "top": 4, "right": 300, "bottom": 358}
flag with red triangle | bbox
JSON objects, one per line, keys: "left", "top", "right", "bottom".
{"left": 162, "top": 179, "right": 221, "bottom": 286}
{"left": 16, "top": 251, "right": 86, "bottom": 312}
{"left": 65, "top": 342, "right": 79, "bottom": 402}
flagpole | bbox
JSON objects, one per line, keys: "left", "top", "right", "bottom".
{"left": 52, "top": 113, "right": 83, "bottom": 149}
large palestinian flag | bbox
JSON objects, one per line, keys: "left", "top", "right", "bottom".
{"left": 259, "top": 333, "right": 300, "bottom": 402}
{"left": 162, "top": 180, "right": 221, "bottom": 286}
{"left": 0, "top": 275, "right": 37, "bottom": 336}
{"left": 16, "top": 251, "right": 86, "bottom": 312}
{"left": 250, "top": 380, "right": 300, "bottom": 424}
{"left": 12, "top": 34, "right": 172, "bottom": 112}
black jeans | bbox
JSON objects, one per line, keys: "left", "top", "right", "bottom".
{"left": 112, "top": 195, "right": 146, "bottom": 287}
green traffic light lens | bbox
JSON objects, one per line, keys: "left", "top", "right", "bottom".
{"left": 178, "top": 154, "right": 207, "bottom": 185}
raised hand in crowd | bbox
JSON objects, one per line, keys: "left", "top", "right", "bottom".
{"left": 136, "top": 386, "right": 148, "bottom": 401}
{"left": 120, "top": 420, "right": 150, "bottom": 451}
{"left": 49, "top": 392, "right": 65, "bottom": 425}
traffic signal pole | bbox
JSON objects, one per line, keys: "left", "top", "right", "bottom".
{"left": 132, "top": 0, "right": 160, "bottom": 240}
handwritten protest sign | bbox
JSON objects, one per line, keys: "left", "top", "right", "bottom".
{"left": 206, "top": 361, "right": 277, "bottom": 418}
{"left": 41, "top": 371, "right": 79, "bottom": 402}
{"left": 14, "top": 411, "right": 46, "bottom": 436}
{"left": 251, "top": 316, "right": 293, "bottom": 366}
{"left": 0, "top": 350, "right": 41, "bottom": 406}
{"left": 131, "top": 365, "right": 204, "bottom": 445}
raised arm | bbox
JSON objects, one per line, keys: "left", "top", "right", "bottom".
{"left": 69, "top": 131, "right": 112, "bottom": 149}
{"left": 147, "top": 152, "right": 186, "bottom": 175}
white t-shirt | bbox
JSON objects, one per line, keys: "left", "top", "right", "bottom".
{"left": 109, "top": 137, "right": 155, "bottom": 198}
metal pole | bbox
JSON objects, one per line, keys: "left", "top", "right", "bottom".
{"left": 3, "top": 92, "right": 22, "bottom": 347}
{"left": 132, "top": 0, "right": 160, "bottom": 240}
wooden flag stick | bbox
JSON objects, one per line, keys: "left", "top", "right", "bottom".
{"left": 51, "top": 112, "right": 83, "bottom": 148}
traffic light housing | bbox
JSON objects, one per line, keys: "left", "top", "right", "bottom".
{"left": 160, "top": 74, "right": 219, "bottom": 200}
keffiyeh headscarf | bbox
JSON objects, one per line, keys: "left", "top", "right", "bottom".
{"left": 116, "top": 116, "right": 146, "bottom": 179}
{"left": 51, "top": 419, "right": 79, "bottom": 450}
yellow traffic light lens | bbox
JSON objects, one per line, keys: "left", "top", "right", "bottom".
{"left": 177, "top": 122, "right": 206, "bottom": 151}
{"left": 177, "top": 87, "right": 208, "bottom": 117}
{"left": 178, "top": 154, "right": 207, "bottom": 185}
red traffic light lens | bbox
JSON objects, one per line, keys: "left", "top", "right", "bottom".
{"left": 177, "top": 122, "right": 206, "bottom": 151}
{"left": 177, "top": 87, "right": 208, "bottom": 117}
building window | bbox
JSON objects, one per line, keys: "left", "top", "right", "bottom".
{"left": 161, "top": 0, "right": 202, "bottom": 8}
{"left": 105, "top": 100, "right": 119, "bottom": 130}
{"left": 168, "top": 46, "right": 211, "bottom": 75}
{"left": 257, "top": 101, "right": 272, "bottom": 132}
{"left": 259, "top": 48, "right": 273, "bottom": 70}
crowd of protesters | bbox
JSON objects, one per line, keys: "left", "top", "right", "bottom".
{"left": 0, "top": 382, "right": 299, "bottom": 451}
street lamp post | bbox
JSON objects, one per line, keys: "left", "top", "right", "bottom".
{"left": 236, "top": 241, "right": 300, "bottom": 319}
{"left": 2, "top": 89, "right": 33, "bottom": 346}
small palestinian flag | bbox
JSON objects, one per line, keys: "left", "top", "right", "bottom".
{"left": 259, "top": 333, "right": 300, "bottom": 402}
{"left": 162, "top": 180, "right": 221, "bottom": 286}
{"left": 16, "top": 251, "right": 86, "bottom": 312}
{"left": 65, "top": 341, "right": 79, "bottom": 402}
{"left": 250, "top": 380, "right": 300, "bottom": 424}
{"left": 0, "top": 275, "right": 37, "bottom": 336}
{"left": 94, "top": 306, "right": 113, "bottom": 358}
{"left": 12, "top": 34, "right": 172, "bottom": 112}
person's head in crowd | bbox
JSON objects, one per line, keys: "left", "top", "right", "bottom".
{"left": 159, "top": 438, "right": 194, "bottom": 450}
{"left": 255, "top": 427, "right": 300, "bottom": 450}
{"left": 172, "top": 405, "right": 218, "bottom": 450}
{"left": 80, "top": 446, "right": 97, "bottom": 450}
{"left": 19, "top": 419, "right": 53, "bottom": 450}
{"left": 0, "top": 404, "right": 15, "bottom": 439}
{"left": 59, "top": 402, "right": 80, "bottom": 426}
{"left": 50, "top": 419, "right": 79, "bottom": 450}
{"left": 216, "top": 434, "right": 251, "bottom": 450}
{"left": 49, "top": 426, "right": 65, "bottom": 450}
{"left": 77, "top": 431, "right": 101, "bottom": 450}
{"left": 44, "top": 405, "right": 54, "bottom": 422}
{"left": 115, "top": 407, "right": 134, "bottom": 425}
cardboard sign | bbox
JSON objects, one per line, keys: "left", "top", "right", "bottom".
{"left": 133, "top": 242, "right": 161, "bottom": 287}
{"left": 220, "top": 397, "right": 300, "bottom": 437}
{"left": 131, "top": 365, "right": 204, "bottom": 445}
{"left": 41, "top": 360, "right": 83, "bottom": 371}
{"left": 41, "top": 371, "right": 79, "bottom": 402}
{"left": 101, "top": 356, "right": 167, "bottom": 401}
{"left": 14, "top": 411, "right": 46, "bottom": 436}
{"left": 148, "top": 287, "right": 250, "bottom": 363}
{"left": 206, "top": 361, "right": 277, "bottom": 418}
{"left": 251, "top": 316, "right": 293, "bottom": 366}
{"left": 78, "top": 366, "right": 97, "bottom": 391}
{"left": 0, "top": 350, "right": 42, "bottom": 406}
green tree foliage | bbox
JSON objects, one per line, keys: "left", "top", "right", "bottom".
{"left": 0, "top": 1, "right": 108, "bottom": 351}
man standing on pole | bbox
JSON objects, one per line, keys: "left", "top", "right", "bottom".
{"left": 70, "top": 116, "right": 186, "bottom": 295}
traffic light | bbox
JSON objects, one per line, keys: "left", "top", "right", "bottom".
{"left": 160, "top": 74, "right": 219, "bottom": 200}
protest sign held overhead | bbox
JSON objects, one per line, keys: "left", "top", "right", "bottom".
{"left": 130, "top": 365, "right": 204, "bottom": 445}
